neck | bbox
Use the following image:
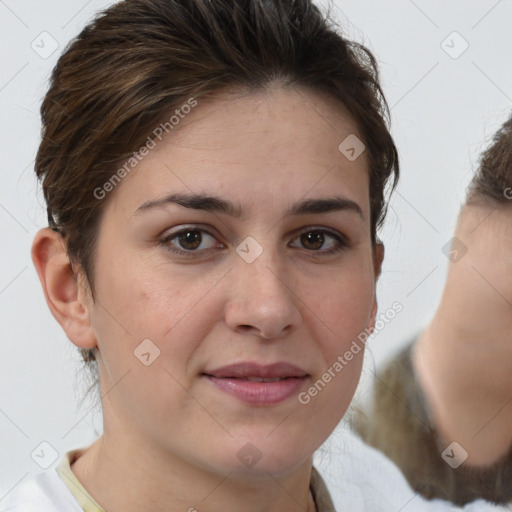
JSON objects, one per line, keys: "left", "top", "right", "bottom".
{"left": 413, "top": 290, "right": 512, "bottom": 466}
{"left": 70, "top": 426, "right": 316, "bottom": 512}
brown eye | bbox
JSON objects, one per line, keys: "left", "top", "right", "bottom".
{"left": 290, "top": 228, "right": 348, "bottom": 255}
{"left": 301, "top": 231, "right": 325, "bottom": 250}
{"left": 159, "top": 226, "right": 222, "bottom": 255}
{"left": 178, "top": 229, "right": 203, "bottom": 250}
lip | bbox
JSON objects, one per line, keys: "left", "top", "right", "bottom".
{"left": 203, "top": 362, "right": 309, "bottom": 405}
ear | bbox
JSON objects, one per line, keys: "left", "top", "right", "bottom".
{"left": 31, "top": 228, "right": 97, "bottom": 350}
{"left": 368, "top": 242, "right": 385, "bottom": 332}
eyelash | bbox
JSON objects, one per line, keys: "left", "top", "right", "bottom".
{"left": 157, "top": 225, "right": 349, "bottom": 258}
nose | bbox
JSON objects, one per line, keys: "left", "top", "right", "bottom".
{"left": 224, "top": 250, "right": 302, "bottom": 340}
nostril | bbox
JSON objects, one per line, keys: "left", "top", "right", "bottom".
{"left": 238, "top": 324, "right": 256, "bottom": 334}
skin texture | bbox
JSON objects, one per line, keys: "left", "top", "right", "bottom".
{"left": 32, "top": 85, "right": 383, "bottom": 512}
{"left": 414, "top": 202, "right": 512, "bottom": 467}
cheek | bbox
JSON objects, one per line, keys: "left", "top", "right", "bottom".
{"left": 91, "top": 269, "right": 212, "bottom": 419}
{"left": 91, "top": 260, "right": 200, "bottom": 374}
{"left": 303, "top": 260, "right": 374, "bottom": 412}
{"left": 312, "top": 266, "right": 375, "bottom": 349}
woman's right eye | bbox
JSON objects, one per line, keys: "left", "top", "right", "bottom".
{"left": 158, "top": 227, "right": 223, "bottom": 256}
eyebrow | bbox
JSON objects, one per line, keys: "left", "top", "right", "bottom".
{"left": 133, "top": 193, "right": 364, "bottom": 219}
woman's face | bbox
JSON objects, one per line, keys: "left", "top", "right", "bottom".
{"left": 85, "top": 86, "right": 381, "bottom": 476}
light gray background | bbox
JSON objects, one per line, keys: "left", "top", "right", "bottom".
{"left": 1, "top": 0, "right": 511, "bottom": 502}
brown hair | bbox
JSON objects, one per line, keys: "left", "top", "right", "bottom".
{"left": 35, "top": 0, "right": 399, "bottom": 401}
{"left": 466, "top": 114, "right": 512, "bottom": 205}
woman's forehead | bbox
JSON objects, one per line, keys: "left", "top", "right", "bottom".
{"left": 109, "top": 87, "right": 371, "bottom": 218}
{"left": 165, "top": 86, "right": 362, "bottom": 149}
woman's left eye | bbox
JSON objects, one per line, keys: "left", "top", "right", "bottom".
{"left": 158, "top": 226, "right": 348, "bottom": 256}
{"left": 289, "top": 228, "right": 348, "bottom": 255}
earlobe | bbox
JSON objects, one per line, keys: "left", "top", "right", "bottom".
{"left": 31, "top": 228, "right": 97, "bottom": 350}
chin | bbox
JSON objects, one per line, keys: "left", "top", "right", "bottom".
{"left": 215, "top": 431, "right": 314, "bottom": 478}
